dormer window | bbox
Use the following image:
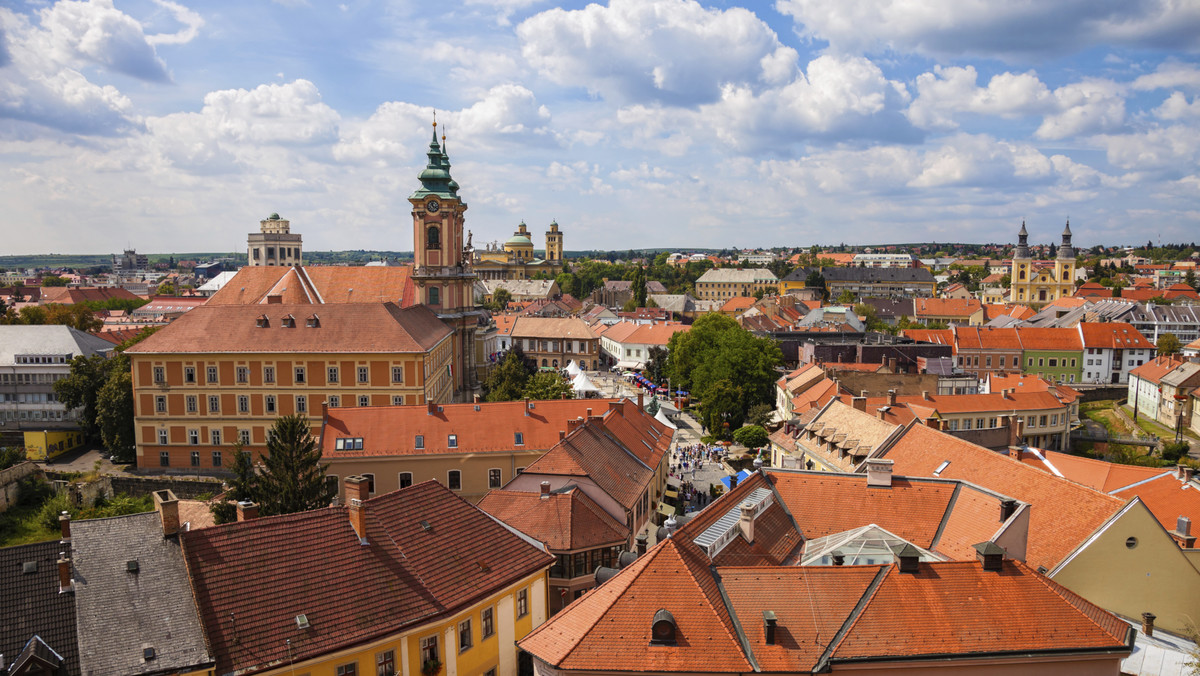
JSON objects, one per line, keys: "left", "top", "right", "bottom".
{"left": 650, "top": 609, "right": 677, "bottom": 645}
{"left": 282, "top": 314, "right": 296, "bottom": 328}
{"left": 256, "top": 315, "right": 269, "bottom": 328}
{"left": 306, "top": 314, "right": 320, "bottom": 328}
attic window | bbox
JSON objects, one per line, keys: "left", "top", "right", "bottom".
{"left": 256, "top": 315, "right": 269, "bottom": 328}
{"left": 281, "top": 314, "right": 296, "bottom": 328}
{"left": 296, "top": 614, "right": 310, "bottom": 630}
{"left": 420, "top": 520, "right": 433, "bottom": 533}
{"left": 933, "top": 460, "right": 950, "bottom": 477}
{"left": 650, "top": 609, "right": 677, "bottom": 645}
{"left": 22, "top": 561, "right": 37, "bottom": 574}
{"left": 477, "top": 561, "right": 491, "bottom": 573}
{"left": 127, "top": 560, "right": 140, "bottom": 573}
{"left": 306, "top": 315, "right": 320, "bottom": 328}
{"left": 142, "top": 647, "right": 156, "bottom": 661}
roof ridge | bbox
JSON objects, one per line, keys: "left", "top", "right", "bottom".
{"left": 815, "top": 565, "right": 890, "bottom": 671}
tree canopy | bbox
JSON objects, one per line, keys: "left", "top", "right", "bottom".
{"left": 257, "top": 415, "right": 337, "bottom": 516}
{"left": 733, "top": 424, "right": 769, "bottom": 449}
{"left": 1157, "top": 333, "right": 1182, "bottom": 356}
{"left": 484, "top": 349, "right": 535, "bottom": 402}
{"left": 522, "top": 371, "right": 574, "bottom": 401}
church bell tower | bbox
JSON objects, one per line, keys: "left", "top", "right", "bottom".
{"left": 410, "top": 121, "right": 483, "bottom": 400}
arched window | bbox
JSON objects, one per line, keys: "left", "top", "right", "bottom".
{"left": 541, "top": 359, "right": 548, "bottom": 367}
{"left": 427, "top": 225, "right": 441, "bottom": 248}
{"left": 552, "top": 359, "right": 559, "bottom": 368}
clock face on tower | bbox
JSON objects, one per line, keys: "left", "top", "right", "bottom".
{"left": 426, "top": 200, "right": 441, "bottom": 214}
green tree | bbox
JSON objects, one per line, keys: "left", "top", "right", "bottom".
{"left": 96, "top": 355, "right": 135, "bottom": 462}
{"left": 484, "top": 350, "right": 533, "bottom": 402}
{"left": 554, "top": 272, "right": 577, "bottom": 297}
{"left": 54, "top": 354, "right": 112, "bottom": 444}
{"left": 804, "top": 270, "right": 828, "bottom": 299}
{"left": 41, "top": 275, "right": 68, "bottom": 287}
{"left": 522, "top": 371, "right": 574, "bottom": 400}
{"left": 745, "top": 402, "right": 773, "bottom": 428}
{"left": 836, "top": 290, "right": 856, "bottom": 305}
{"left": 211, "top": 445, "right": 257, "bottom": 524}
{"left": 645, "top": 345, "right": 670, "bottom": 386}
{"left": 1187, "top": 270, "right": 1198, "bottom": 291}
{"left": 733, "top": 425, "right": 769, "bottom": 449}
{"left": 255, "top": 415, "right": 336, "bottom": 517}
{"left": 488, "top": 288, "right": 512, "bottom": 312}
{"left": 155, "top": 281, "right": 176, "bottom": 296}
{"left": 633, "top": 265, "right": 648, "bottom": 308}
{"left": 1158, "top": 333, "right": 1182, "bottom": 356}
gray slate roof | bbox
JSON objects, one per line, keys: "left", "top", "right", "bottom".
{"left": 0, "top": 325, "right": 114, "bottom": 366}
{"left": 72, "top": 512, "right": 212, "bottom": 676}
{"left": 821, "top": 267, "right": 935, "bottom": 283}
{"left": 0, "top": 539, "right": 79, "bottom": 675}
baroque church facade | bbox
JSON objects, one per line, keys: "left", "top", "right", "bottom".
{"left": 1010, "top": 221, "right": 1076, "bottom": 307}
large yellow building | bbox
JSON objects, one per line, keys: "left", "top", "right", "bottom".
{"left": 125, "top": 302, "right": 454, "bottom": 471}
{"left": 1010, "top": 221, "right": 1076, "bottom": 307}
{"left": 474, "top": 220, "right": 564, "bottom": 281}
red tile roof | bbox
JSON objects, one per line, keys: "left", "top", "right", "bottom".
{"left": 1017, "top": 326, "right": 1084, "bottom": 351}
{"left": 981, "top": 303, "right": 1036, "bottom": 321}
{"left": 902, "top": 328, "right": 952, "bottom": 345}
{"left": 206, "top": 266, "right": 415, "bottom": 306}
{"left": 511, "top": 317, "right": 598, "bottom": 340}
{"left": 181, "top": 480, "right": 553, "bottom": 675}
{"left": 1111, "top": 473, "right": 1200, "bottom": 535}
{"left": 880, "top": 423, "right": 1126, "bottom": 570}
{"left": 913, "top": 297, "right": 982, "bottom": 318}
{"left": 125, "top": 302, "right": 451, "bottom": 354}
{"left": 478, "top": 486, "right": 628, "bottom": 551}
{"left": 1130, "top": 355, "right": 1187, "bottom": 385}
{"left": 1077, "top": 322, "right": 1154, "bottom": 349}
{"left": 39, "top": 286, "right": 141, "bottom": 304}
{"left": 320, "top": 399, "right": 616, "bottom": 458}
{"left": 623, "top": 323, "right": 690, "bottom": 346}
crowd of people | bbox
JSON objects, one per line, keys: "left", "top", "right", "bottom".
{"left": 669, "top": 442, "right": 731, "bottom": 512}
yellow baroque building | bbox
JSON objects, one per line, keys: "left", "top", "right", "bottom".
{"left": 1010, "top": 221, "right": 1076, "bottom": 307}
{"left": 473, "top": 220, "right": 563, "bottom": 281}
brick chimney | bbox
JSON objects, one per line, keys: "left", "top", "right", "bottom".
{"left": 57, "top": 552, "right": 73, "bottom": 593}
{"left": 922, "top": 390, "right": 931, "bottom": 401}
{"left": 345, "top": 475, "right": 370, "bottom": 544}
{"left": 540, "top": 481, "right": 551, "bottom": 499}
{"left": 730, "top": 473, "right": 739, "bottom": 489}
{"left": 566, "top": 416, "right": 584, "bottom": 433}
{"left": 236, "top": 500, "right": 259, "bottom": 522}
{"left": 973, "top": 541, "right": 1005, "bottom": 571}
{"left": 1000, "top": 499, "right": 1017, "bottom": 522}
{"left": 609, "top": 400, "right": 624, "bottom": 417}
{"left": 739, "top": 502, "right": 756, "bottom": 543}
{"left": 1174, "top": 516, "right": 1196, "bottom": 548}
{"left": 886, "top": 389, "right": 897, "bottom": 406}
{"left": 153, "top": 489, "right": 180, "bottom": 537}
{"left": 58, "top": 511, "right": 71, "bottom": 541}
{"left": 852, "top": 395, "right": 867, "bottom": 412}
{"left": 637, "top": 390, "right": 644, "bottom": 411}
{"left": 427, "top": 399, "right": 438, "bottom": 415}
{"left": 865, "top": 459, "right": 893, "bottom": 487}
{"left": 1186, "top": 467, "right": 1196, "bottom": 483}
{"left": 1142, "top": 612, "right": 1156, "bottom": 637}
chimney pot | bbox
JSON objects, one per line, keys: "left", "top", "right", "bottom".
{"left": 58, "top": 511, "right": 71, "bottom": 541}
{"left": 427, "top": 400, "right": 437, "bottom": 415}
{"left": 153, "top": 490, "right": 180, "bottom": 537}
{"left": 540, "top": 481, "right": 551, "bottom": 498}
{"left": 636, "top": 533, "right": 648, "bottom": 556}
{"left": 1178, "top": 516, "right": 1192, "bottom": 537}
{"left": 57, "top": 553, "right": 72, "bottom": 593}
{"left": 1000, "top": 499, "right": 1017, "bottom": 522}
{"left": 730, "top": 473, "right": 739, "bottom": 489}
{"left": 559, "top": 429, "right": 566, "bottom": 440}
{"left": 1142, "top": 612, "right": 1157, "bottom": 637}
{"left": 832, "top": 554, "right": 845, "bottom": 566}
{"left": 236, "top": 500, "right": 259, "bottom": 522}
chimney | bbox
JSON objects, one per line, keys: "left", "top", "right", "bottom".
{"left": 1178, "top": 465, "right": 1188, "bottom": 480}
{"left": 524, "top": 397, "right": 531, "bottom": 416}
{"left": 236, "top": 500, "right": 259, "bottom": 522}
{"left": 153, "top": 489, "right": 180, "bottom": 537}
{"left": 566, "top": 416, "right": 584, "bottom": 433}
{"left": 58, "top": 511, "right": 71, "bottom": 541}
{"left": 730, "top": 473, "right": 739, "bottom": 489}
{"left": 473, "top": 394, "right": 480, "bottom": 403}
{"left": 922, "top": 390, "right": 931, "bottom": 401}
{"left": 1002, "top": 388, "right": 1013, "bottom": 400}
{"left": 540, "top": 481, "right": 551, "bottom": 499}
{"left": 1186, "top": 467, "right": 1196, "bottom": 483}
{"left": 1008, "top": 445, "right": 1023, "bottom": 461}
{"left": 427, "top": 400, "right": 437, "bottom": 415}
{"left": 636, "top": 533, "right": 648, "bottom": 556}
{"left": 886, "top": 389, "right": 896, "bottom": 406}
{"left": 763, "top": 611, "right": 777, "bottom": 645}
{"left": 852, "top": 396, "right": 867, "bottom": 412}
{"left": 832, "top": 554, "right": 845, "bottom": 566}
{"left": 938, "top": 419, "right": 949, "bottom": 431}
{"left": 609, "top": 400, "right": 624, "bottom": 417}
{"left": 1175, "top": 516, "right": 1196, "bottom": 549}
{"left": 895, "top": 543, "right": 921, "bottom": 573}
{"left": 925, "top": 417, "right": 939, "bottom": 429}
{"left": 558, "top": 430, "right": 565, "bottom": 440}
{"left": 739, "top": 501, "right": 756, "bottom": 543}
{"left": 866, "top": 459, "right": 893, "bottom": 487}
{"left": 57, "top": 552, "right": 72, "bottom": 593}
{"left": 973, "top": 541, "right": 1006, "bottom": 571}
{"left": 345, "top": 475, "right": 369, "bottom": 544}
{"left": 637, "top": 390, "right": 644, "bottom": 411}
{"left": 1000, "top": 499, "right": 1017, "bottom": 522}
{"left": 1142, "top": 612, "right": 1157, "bottom": 638}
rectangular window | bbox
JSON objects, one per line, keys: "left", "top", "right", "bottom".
{"left": 375, "top": 650, "right": 395, "bottom": 676}
{"left": 514, "top": 432, "right": 524, "bottom": 446}
{"left": 1048, "top": 358, "right": 1058, "bottom": 367}
{"left": 157, "top": 429, "right": 168, "bottom": 445}
{"left": 236, "top": 366, "right": 249, "bottom": 383}
{"left": 392, "top": 396, "right": 404, "bottom": 406}
{"left": 1027, "top": 358, "right": 1033, "bottom": 366}
{"left": 358, "top": 395, "right": 369, "bottom": 407}
{"left": 239, "top": 429, "right": 250, "bottom": 445}
{"left": 208, "top": 395, "right": 220, "bottom": 413}
{"left": 212, "top": 450, "right": 222, "bottom": 467}
{"left": 448, "top": 470, "right": 462, "bottom": 490}
{"left": 265, "top": 395, "right": 276, "bottom": 413}
{"left": 459, "top": 618, "right": 473, "bottom": 652}
{"left": 191, "top": 451, "right": 200, "bottom": 467}
{"left": 517, "top": 589, "right": 528, "bottom": 617}
{"left": 399, "top": 472, "right": 413, "bottom": 489}
{"left": 206, "top": 366, "right": 218, "bottom": 383}
{"left": 1071, "top": 358, "right": 1077, "bottom": 367}
{"left": 414, "top": 435, "right": 425, "bottom": 449}
{"left": 482, "top": 607, "right": 494, "bottom": 639}
{"left": 295, "top": 366, "right": 306, "bottom": 384}
{"left": 296, "top": 395, "right": 307, "bottom": 413}
{"left": 420, "top": 636, "right": 439, "bottom": 665}
{"left": 335, "top": 664, "right": 357, "bottom": 676}
{"left": 329, "top": 395, "right": 340, "bottom": 408}
{"left": 184, "top": 366, "right": 196, "bottom": 383}
{"left": 1027, "top": 415, "right": 1036, "bottom": 427}
{"left": 264, "top": 366, "right": 276, "bottom": 383}
{"left": 327, "top": 366, "right": 339, "bottom": 383}
{"left": 448, "top": 434, "right": 458, "bottom": 448}
{"left": 357, "top": 366, "right": 369, "bottom": 383}
{"left": 1051, "top": 414, "right": 1058, "bottom": 426}
{"left": 186, "top": 395, "right": 198, "bottom": 413}
{"left": 188, "top": 429, "right": 199, "bottom": 445}
{"left": 985, "top": 356, "right": 992, "bottom": 368}
{"left": 1038, "top": 358, "right": 1044, "bottom": 366}
{"left": 999, "top": 356, "right": 1006, "bottom": 368}
{"left": 1040, "top": 415, "right": 1048, "bottom": 427}
{"left": 211, "top": 430, "right": 222, "bottom": 445}
{"left": 392, "top": 366, "right": 404, "bottom": 383}
{"left": 159, "top": 451, "right": 170, "bottom": 467}
{"left": 489, "top": 469, "right": 502, "bottom": 488}
{"left": 238, "top": 395, "right": 249, "bottom": 413}
{"left": 155, "top": 396, "right": 166, "bottom": 413}
{"left": 153, "top": 366, "right": 165, "bottom": 384}
{"left": 961, "top": 419, "right": 971, "bottom": 430}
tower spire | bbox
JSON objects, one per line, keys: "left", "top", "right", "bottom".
{"left": 1014, "top": 220, "right": 1030, "bottom": 259}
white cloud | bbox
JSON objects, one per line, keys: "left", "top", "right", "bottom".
{"left": 517, "top": 0, "right": 795, "bottom": 105}
{"left": 145, "top": 0, "right": 204, "bottom": 46}
{"left": 1133, "top": 61, "right": 1200, "bottom": 92}
{"left": 1035, "top": 79, "right": 1126, "bottom": 139}
{"left": 906, "top": 66, "right": 1053, "bottom": 129}
{"left": 37, "top": 0, "right": 171, "bottom": 81}
{"left": 775, "top": 0, "right": 1200, "bottom": 58}
{"left": 1095, "top": 125, "right": 1200, "bottom": 172}
{"left": 1154, "top": 92, "right": 1200, "bottom": 120}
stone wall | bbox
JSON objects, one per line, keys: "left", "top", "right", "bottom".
{"left": 107, "top": 474, "right": 224, "bottom": 499}
{"left": 0, "top": 461, "right": 40, "bottom": 513}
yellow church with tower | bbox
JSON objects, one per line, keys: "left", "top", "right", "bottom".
{"left": 473, "top": 220, "right": 565, "bottom": 281}
{"left": 1010, "top": 221, "right": 1076, "bottom": 307}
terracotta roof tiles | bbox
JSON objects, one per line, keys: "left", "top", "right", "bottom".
{"left": 477, "top": 487, "right": 628, "bottom": 551}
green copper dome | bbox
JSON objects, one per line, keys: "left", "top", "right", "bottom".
{"left": 410, "top": 126, "right": 461, "bottom": 202}
{"left": 506, "top": 234, "right": 534, "bottom": 247}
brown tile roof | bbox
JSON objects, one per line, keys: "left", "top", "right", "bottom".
{"left": 90, "top": 327, "right": 146, "bottom": 345}
{"left": 511, "top": 316, "right": 598, "bottom": 340}
{"left": 206, "top": 266, "right": 415, "bottom": 306}
{"left": 39, "top": 286, "right": 141, "bottom": 304}
{"left": 913, "top": 297, "right": 982, "bottom": 318}
{"left": 880, "top": 423, "right": 1126, "bottom": 570}
{"left": 954, "top": 326, "right": 1024, "bottom": 350}
{"left": 623, "top": 323, "right": 690, "bottom": 346}
{"left": 477, "top": 487, "right": 627, "bottom": 551}
{"left": 321, "top": 399, "right": 614, "bottom": 457}
{"left": 125, "top": 302, "right": 451, "bottom": 354}
{"left": 984, "top": 373, "right": 1080, "bottom": 403}
{"left": 1017, "top": 326, "right": 1084, "bottom": 351}
{"left": 902, "top": 328, "right": 952, "bottom": 345}
{"left": 720, "top": 296, "right": 755, "bottom": 312}
{"left": 981, "top": 303, "right": 1036, "bottom": 321}
{"left": 181, "top": 480, "right": 553, "bottom": 675}
{"left": 1130, "top": 355, "right": 1187, "bottom": 385}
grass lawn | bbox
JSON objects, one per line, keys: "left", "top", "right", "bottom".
{"left": 1121, "top": 405, "right": 1199, "bottom": 442}
{"left": 0, "top": 497, "right": 61, "bottom": 547}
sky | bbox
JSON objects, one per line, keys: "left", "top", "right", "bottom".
{"left": 3, "top": 0, "right": 1200, "bottom": 255}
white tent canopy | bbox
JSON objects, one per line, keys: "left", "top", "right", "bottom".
{"left": 565, "top": 360, "right": 582, "bottom": 377}
{"left": 572, "top": 372, "right": 600, "bottom": 393}
{"left": 654, "top": 408, "right": 677, "bottom": 429}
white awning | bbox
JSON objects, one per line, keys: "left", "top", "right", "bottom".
{"left": 614, "top": 360, "right": 644, "bottom": 370}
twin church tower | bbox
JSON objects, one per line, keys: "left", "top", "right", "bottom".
{"left": 1009, "top": 221, "right": 1075, "bottom": 306}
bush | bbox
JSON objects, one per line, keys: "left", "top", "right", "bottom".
{"left": 38, "top": 493, "right": 73, "bottom": 531}
{"left": 1163, "top": 441, "right": 1192, "bottom": 464}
